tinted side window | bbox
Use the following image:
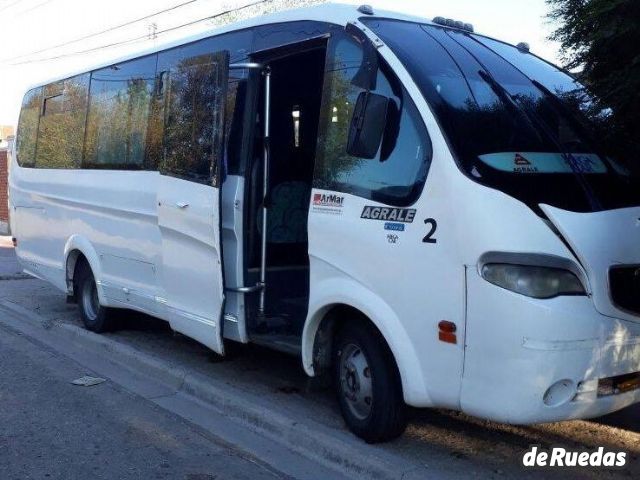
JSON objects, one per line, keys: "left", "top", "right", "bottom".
{"left": 16, "top": 87, "right": 42, "bottom": 168}
{"left": 85, "top": 55, "right": 157, "bottom": 169}
{"left": 35, "top": 74, "right": 89, "bottom": 169}
{"left": 314, "top": 34, "right": 432, "bottom": 206}
{"left": 159, "top": 51, "right": 229, "bottom": 184}
{"left": 157, "top": 32, "right": 249, "bottom": 184}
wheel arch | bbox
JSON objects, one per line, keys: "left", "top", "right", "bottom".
{"left": 63, "top": 235, "right": 105, "bottom": 302}
{"left": 302, "top": 279, "right": 431, "bottom": 406}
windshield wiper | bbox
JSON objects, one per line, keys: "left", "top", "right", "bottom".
{"left": 477, "top": 69, "right": 602, "bottom": 211}
{"left": 530, "top": 80, "right": 588, "bottom": 127}
{"left": 530, "top": 80, "right": 600, "bottom": 150}
{"left": 477, "top": 70, "right": 530, "bottom": 120}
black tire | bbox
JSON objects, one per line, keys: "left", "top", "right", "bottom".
{"left": 75, "top": 261, "right": 116, "bottom": 333}
{"left": 333, "top": 319, "right": 408, "bottom": 443}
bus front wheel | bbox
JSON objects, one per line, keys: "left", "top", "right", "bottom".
{"left": 333, "top": 320, "right": 407, "bottom": 443}
{"left": 75, "top": 262, "right": 116, "bottom": 333}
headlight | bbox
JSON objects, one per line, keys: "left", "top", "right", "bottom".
{"left": 481, "top": 263, "right": 586, "bottom": 299}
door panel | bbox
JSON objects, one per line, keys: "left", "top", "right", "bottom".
{"left": 157, "top": 50, "right": 229, "bottom": 354}
{"left": 158, "top": 177, "right": 224, "bottom": 351}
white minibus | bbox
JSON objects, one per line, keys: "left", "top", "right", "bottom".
{"left": 10, "top": 3, "right": 640, "bottom": 442}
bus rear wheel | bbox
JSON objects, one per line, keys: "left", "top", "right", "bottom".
{"left": 333, "top": 320, "right": 407, "bottom": 443}
{"left": 75, "top": 262, "right": 116, "bottom": 333}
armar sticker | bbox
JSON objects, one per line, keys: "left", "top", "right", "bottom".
{"left": 361, "top": 206, "right": 416, "bottom": 223}
{"left": 313, "top": 193, "right": 344, "bottom": 208}
{"left": 312, "top": 192, "right": 344, "bottom": 215}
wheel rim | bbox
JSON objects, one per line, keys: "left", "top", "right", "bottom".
{"left": 339, "top": 343, "right": 373, "bottom": 420}
{"left": 82, "top": 277, "right": 99, "bottom": 322}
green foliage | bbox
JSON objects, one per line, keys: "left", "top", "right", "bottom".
{"left": 209, "top": 0, "right": 325, "bottom": 27}
{"left": 547, "top": 0, "right": 640, "bottom": 140}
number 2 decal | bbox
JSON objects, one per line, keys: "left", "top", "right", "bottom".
{"left": 422, "top": 218, "right": 437, "bottom": 243}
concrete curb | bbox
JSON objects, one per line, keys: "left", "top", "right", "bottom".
{"left": 0, "top": 300, "right": 433, "bottom": 480}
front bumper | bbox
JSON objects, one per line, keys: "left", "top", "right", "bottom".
{"left": 461, "top": 269, "right": 640, "bottom": 424}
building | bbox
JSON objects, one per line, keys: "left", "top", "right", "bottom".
{"left": 0, "top": 128, "right": 13, "bottom": 234}
{"left": 0, "top": 125, "right": 14, "bottom": 149}
{"left": 0, "top": 145, "right": 9, "bottom": 235}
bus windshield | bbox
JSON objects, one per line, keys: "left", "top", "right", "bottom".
{"left": 362, "top": 18, "right": 640, "bottom": 213}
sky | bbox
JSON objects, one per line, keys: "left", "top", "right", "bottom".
{"left": 0, "top": 0, "right": 562, "bottom": 126}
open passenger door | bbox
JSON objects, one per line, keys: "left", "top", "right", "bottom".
{"left": 156, "top": 50, "right": 229, "bottom": 354}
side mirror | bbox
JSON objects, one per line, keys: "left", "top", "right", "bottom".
{"left": 347, "top": 91, "right": 389, "bottom": 159}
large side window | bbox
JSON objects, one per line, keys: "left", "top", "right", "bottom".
{"left": 159, "top": 51, "right": 229, "bottom": 184}
{"left": 15, "top": 87, "right": 43, "bottom": 168}
{"left": 84, "top": 55, "right": 157, "bottom": 169}
{"left": 35, "top": 74, "right": 89, "bottom": 169}
{"left": 314, "top": 34, "right": 432, "bottom": 206}
{"left": 157, "top": 32, "right": 249, "bottom": 184}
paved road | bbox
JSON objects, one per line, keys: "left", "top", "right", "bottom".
{"left": 0, "top": 236, "right": 23, "bottom": 278}
{"left": 1, "top": 237, "right": 639, "bottom": 479}
{"left": 0, "top": 314, "right": 283, "bottom": 480}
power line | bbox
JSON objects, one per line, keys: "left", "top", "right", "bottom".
{"left": 16, "top": 0, "right": 54, "bottom": 17}
{"left": 9, "top": 0, "right": 270, "bottom": 66}
{"left": 0, "top": 0, "right": 201, "bottom": 64}
{"left": 0, "top": 0, "right": 22, "bottom": 14}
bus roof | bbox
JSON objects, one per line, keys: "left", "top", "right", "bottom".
{"left": 21, "top": 3, "right": 435, "bottom": 93}
{"left": 22, "top": 3, "right": 556, "bottom": 96}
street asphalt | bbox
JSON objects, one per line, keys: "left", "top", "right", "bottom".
{"left": 0, "top": 317, "right": 281, "bottom": 480}
{"left": 0, "top": 235, "right": 23, "bottom": 278}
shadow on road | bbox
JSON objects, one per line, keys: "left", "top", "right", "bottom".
{"left": 111, "top": 309, "right": 640, "bottom": 479}
{"left": 591, "top": 405, "right": 640, "bottom": 432}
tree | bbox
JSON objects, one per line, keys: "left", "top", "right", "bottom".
{"left": 547, "top": 0, "right": 640, "bottom": 141}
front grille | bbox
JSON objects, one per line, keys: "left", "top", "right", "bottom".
{"left": 609, "top": 266, "right": 640, "bottom": 316}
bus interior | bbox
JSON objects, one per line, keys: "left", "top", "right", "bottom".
{"left": 241, "top": 41, "right": 327, "bottom": 352}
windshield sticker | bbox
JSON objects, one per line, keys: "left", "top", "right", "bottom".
{"left": 361, "top": 206, "right": 416, "bottom": 223}
{"left": 478, "top": 152, "right": 607, "bottom": 174}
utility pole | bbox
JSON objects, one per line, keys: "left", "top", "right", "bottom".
{"left": 147, "top": 22, "right": 158, "bottom": 41}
